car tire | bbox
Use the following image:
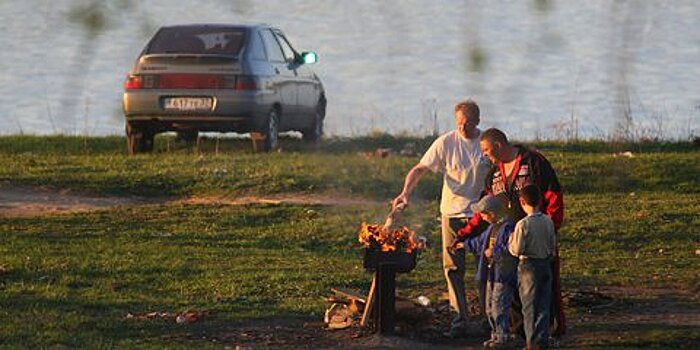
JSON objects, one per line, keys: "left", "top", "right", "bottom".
{"left": 126, "top": 122, "right": 155, "bottom": 154}
{"left": 302, "top": 106, "right": 324, "bottom": 142}
{"left": 142, "top": 131, "right": 155, "bottom": 152}
{"left": 251, "top": 109, "right": 280, "bottom": 152}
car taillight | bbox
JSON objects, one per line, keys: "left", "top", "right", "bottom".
{"left": 235, "top": 75, "right": 258, "bottom": 90}
{"left": 124, "top": 75, "right": 142, "bottom": 90}
{"left": 125, "top": 74, "right": 258, "bottom": 90}
{"left": 124, "top": 74, "right": 157, "bottom": 89}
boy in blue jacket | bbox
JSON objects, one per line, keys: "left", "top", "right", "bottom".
{"left": 460, "top": 194, "right": 518, "bottom": 349}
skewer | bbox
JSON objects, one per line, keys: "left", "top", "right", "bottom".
{"left": 382, "top": 202, "right": 406, "bottom": 232}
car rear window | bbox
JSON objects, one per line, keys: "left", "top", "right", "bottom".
{"left": 146, "top": 27, "right": 246, "bottom": 55}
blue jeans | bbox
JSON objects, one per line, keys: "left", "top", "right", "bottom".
{"left": 485, "top": 280, "right": 514, "bottom": 342}
{"left": 518, "top": 258, "right": 552, "bottom": 348}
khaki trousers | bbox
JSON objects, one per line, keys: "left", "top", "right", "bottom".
{"left": 441, "top": 215, "right": 469, "bottom": 320}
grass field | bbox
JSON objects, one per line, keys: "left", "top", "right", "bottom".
{"left": 0, "top": 135, "right": 698, "bottom": 348}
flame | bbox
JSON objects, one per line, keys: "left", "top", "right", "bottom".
{"left": 358, "top": 223, "right": 425, "bottom": 254}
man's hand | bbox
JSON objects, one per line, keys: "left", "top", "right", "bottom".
{"left": 392, "top": 193, "right": 408, "bottom": 211}
{"left": 449, "top": 239, "right": 464, "bottom": 254}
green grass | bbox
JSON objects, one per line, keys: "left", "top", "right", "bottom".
{"left": 0, "top": 135, "right": 440, "bottom": 199}
{"left": 0, "top": 203, "right": 405, "bottom": 348}
{"left": 0, "top": 135, "right": 698, "bottom": 348}
{"left": 562, "top": 193, "right": 699, "bottom": 288}
{"left": 0, "top": 135, "right": 697, "bottom": 198}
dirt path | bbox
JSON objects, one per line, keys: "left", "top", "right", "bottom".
{"left": 181, "top": 193, "right": 381, "bottom": 207}
{"left": 0, "top": 185, "right": 153, "bottom": 217}
{"left": 0, "top": 185, "right": 382, "bottom": 218}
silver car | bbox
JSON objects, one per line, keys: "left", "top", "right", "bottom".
{"left": 123, "top": 24, "right": 325, "bottom": 153}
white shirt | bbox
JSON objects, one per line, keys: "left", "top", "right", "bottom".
{"left": 419, "top": 130, "right": 491, "bottom": 217}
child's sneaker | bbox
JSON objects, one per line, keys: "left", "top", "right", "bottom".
{"left": 482, "top": 334, "right": 497, "bottom": 347}
{"left": 483, "top": 334, "right": 512, "bottom": 349}
{"left": 482, "top": 339, "right": 510, "bottom": 349}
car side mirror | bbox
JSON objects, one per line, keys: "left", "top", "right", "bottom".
{"left": 297, "top": 51, "right": 318, "bottom": 65}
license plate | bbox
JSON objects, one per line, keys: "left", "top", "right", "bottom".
{"left": 163, "top": 97, "right": 213, "bottom": 111}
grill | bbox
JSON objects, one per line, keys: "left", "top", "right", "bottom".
{"left": 363, "top": 249, "right": 418, "bottom": 334}
{"left": 357, "top": 206, "right": 425, "bottom": 335}
{"left": 363, "top": 249, "right": 417, "bottom": 274}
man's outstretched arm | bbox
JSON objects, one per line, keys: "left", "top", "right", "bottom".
{"left": 392, "top": 164, "right": 429, "bottom": 210}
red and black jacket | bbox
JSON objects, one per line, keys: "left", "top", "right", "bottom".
{"left": 458, "top": 145, "right": 564, "bottom": 238}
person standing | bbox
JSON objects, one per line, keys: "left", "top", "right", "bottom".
{"left": 453, "top": 128, "right": 566, "bottom": 339}
{"left": 509, "top": 185, "right": 557, "bottom": 350}
{"left": 462, "top": 195, "right": 518, "bottom": 349}
{"left": 391, "top": 99, "right": 491, "bottom": 336}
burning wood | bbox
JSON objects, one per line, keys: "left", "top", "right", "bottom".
{"left": 358, "top": 223, "right": 426, "bottom": 254}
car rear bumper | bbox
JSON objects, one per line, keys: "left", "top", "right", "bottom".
{"left": 125, "top": 115, "right": 251, "bottom": 132}
{"left": 123, "top": 90, "right": 272, "bottom": 132}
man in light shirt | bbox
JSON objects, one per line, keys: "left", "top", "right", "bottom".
{"left": 392, "top": 99, "right": 491, "bottom": 336}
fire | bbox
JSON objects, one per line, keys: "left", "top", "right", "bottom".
{"left": 358, "top": 223, "right": 426, "bottom": 254}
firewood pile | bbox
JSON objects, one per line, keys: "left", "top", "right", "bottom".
{"left": 323, "top": 288, "right": 367, "bottom": 330}
{"left": 323, "top": 288, "right": 437, "bottom": 331}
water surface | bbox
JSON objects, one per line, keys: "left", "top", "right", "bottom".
{"left": 1, "top": 0, "right": 698, "bottom": 139}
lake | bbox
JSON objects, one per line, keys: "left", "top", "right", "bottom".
{"left": 1, "top": 0, "right": 698, "bottom": 140}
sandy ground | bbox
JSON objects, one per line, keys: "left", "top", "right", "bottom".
{"left": 0, "top": 184, "right": 155, "bottom": 217}
{"left": 181, "top": 193, "right": 382, "bottom": 207}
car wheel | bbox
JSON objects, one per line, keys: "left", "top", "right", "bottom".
{"left": 302, "top": 108, "right": 324, "bottom": 142}
{"left": 126, "top": 122, "right": 155, "bottom": 154}
{"left": 142, "top": 131, "right": 155, "bottom": 152}
{"left": 126, "top": 122, "right": 141, "bottom": 155}
{"left": 251, "top": 109, "right": 280, "bottom": 152}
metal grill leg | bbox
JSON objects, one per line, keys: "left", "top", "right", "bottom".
{"left": 375, "top": 264, "right": 396, "bottom": 334}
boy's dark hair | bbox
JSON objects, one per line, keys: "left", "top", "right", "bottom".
{"left": 519, "top": 184, "right": 541, "bottom": 207}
